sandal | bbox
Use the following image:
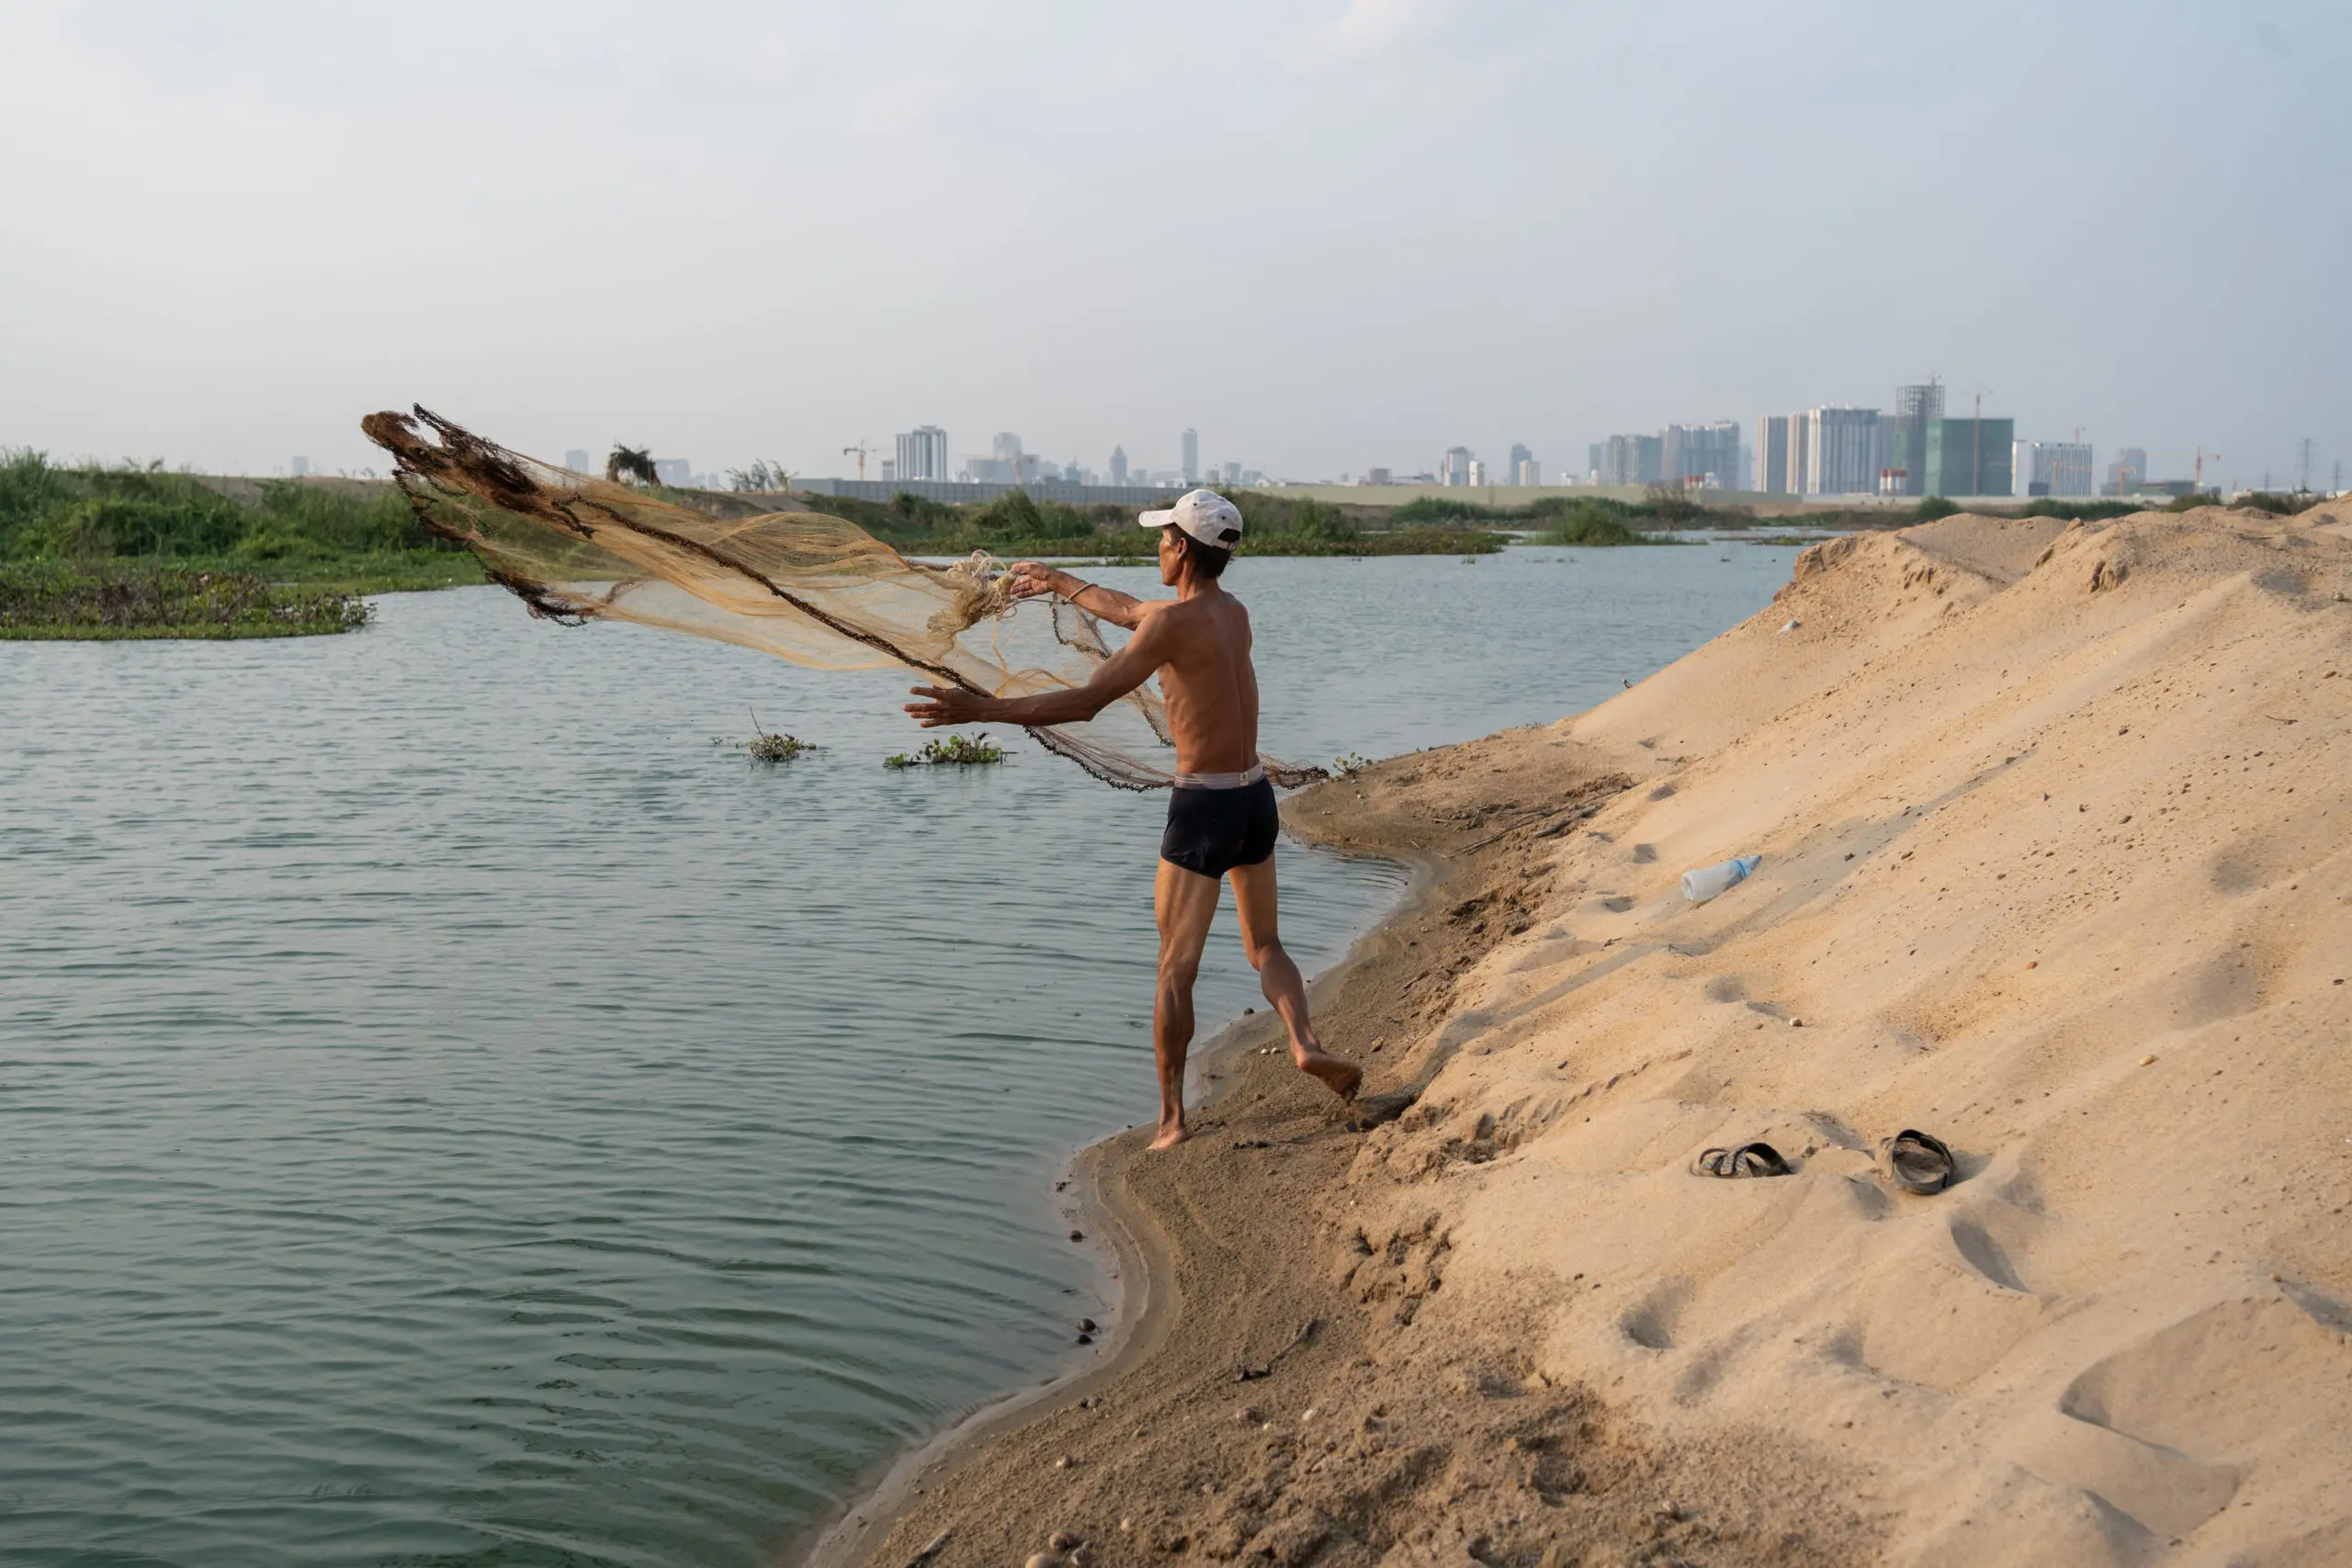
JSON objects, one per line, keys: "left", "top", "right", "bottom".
{"left": 1692, "top": 1141, "right": 1792, "bottom": 1179}
{"left": 1883, "top": 1129, "right": 1955, "bottom": 1194}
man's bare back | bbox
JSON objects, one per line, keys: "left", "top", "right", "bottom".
{"left": 903, "top": 491, "right": 1360, "bottom": 1146}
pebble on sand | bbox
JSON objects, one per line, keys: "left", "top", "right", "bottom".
{"left": 1069, "top": 1230, "right": 1085, "bottom": 1242}
{"left": 1048, "top": 1531, "right": 1080, "bottom": 1551}
{"left": 1024, "top": 1554, "right": 1058, "bottom": 1568}
{"left": 1078, "top": 1317, "right": 1097, "bottom": 1332}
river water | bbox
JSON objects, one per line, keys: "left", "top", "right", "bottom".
{"left": 0, "top": 543, "right": 1798, "bottom": 1567}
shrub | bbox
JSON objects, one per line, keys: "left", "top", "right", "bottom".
{"left": 1392, "top": 495, "right": 1498, "bottom": 525}
{"left": 2011, "top": 498, "right": 2142, "bottom": 521}
{"left": 2230, "top": 491, "right": 2319, "bottom": 516}
{"left": 1537, "top": 501, "right": 1642, "bottom": 546}
{"left": 1283, "top": 497, "right": 1359, "bottom": 543}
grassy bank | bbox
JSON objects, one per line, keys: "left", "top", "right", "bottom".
{"left": 797, "top": 486, "right": 1503, "bottom": 557}
{"left": 0, "top": 450, "right": 467, "bottom": 563}
{"left": 0, "top": 562, "right": 373, "bottom": 640}
{"left": 0, "top": 451, "right": 482, "bottom": 636}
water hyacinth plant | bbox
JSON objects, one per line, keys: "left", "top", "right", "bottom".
{"left": 884, "top": 733, "right": 1007, "bottom": 769}
{"left": 738, "top": 711, "right": 820, "bottom": 762}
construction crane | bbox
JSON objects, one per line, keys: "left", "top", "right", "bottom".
{"left": 2193, "top": 446, "right": 2221, "bottom": 493}
{"left": 842, "top": 440, "right": 876, "bottom": 481}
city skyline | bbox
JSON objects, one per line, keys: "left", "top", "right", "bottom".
{"left": 1, "top": 4, "right": 2342, "bottom": 493}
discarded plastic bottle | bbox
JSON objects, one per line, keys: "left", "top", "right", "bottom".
{"left": 1681, "top": 854, "right": 1761, "bottom": 904}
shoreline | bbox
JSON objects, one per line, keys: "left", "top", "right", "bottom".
{"left": 797, "top": 502, "right": 2352, "bottom": 1568}
{"left": 796, "top": 839, "right": 1452, "bottom": 1568}
{"left": 783, "top": 735, "right": 1869, "bottom": 1567}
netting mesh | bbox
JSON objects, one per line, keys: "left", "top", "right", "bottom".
{"left": 361, "top": 407, "right": 1321, "bottom": 791}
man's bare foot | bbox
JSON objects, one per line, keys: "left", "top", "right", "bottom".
{"left": 1294, "top": 1048, "right": 1362, "bottom": 1102}
{"left": 1149, "top": 1117, "right": 1190, "bottom": 1150}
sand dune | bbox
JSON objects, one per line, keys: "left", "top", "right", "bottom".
{"left": 1339, "top": 502, "right": 2352, "bottom": 1564}
{"left": 821, "top": 502, "right": 2352, "bottom": 1568}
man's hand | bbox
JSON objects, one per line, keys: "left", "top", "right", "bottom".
{"left": 1007, "top": 561, "right": 1065, "bottom": 600}
{"left": 904, "top": 684, "right": 1001, "bottom": 728}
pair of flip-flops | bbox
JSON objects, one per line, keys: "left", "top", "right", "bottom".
{"left": 1691, "top": 1128, "right": 1956, "bottom": 1194}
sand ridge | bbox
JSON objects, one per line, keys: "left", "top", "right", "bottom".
{"left": 812, "top": 501, "right": 2352, "bottom": 1568}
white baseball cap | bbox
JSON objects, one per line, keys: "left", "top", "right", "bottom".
{"left": 1139, "top": 488, "right": 1244, "bottom": 547}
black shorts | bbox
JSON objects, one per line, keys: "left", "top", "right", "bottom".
{"left": 1160, "top": 777, "right": 1279, "bottom": 880}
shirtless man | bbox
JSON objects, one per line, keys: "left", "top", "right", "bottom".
{"left": 904, "top": 488, "right": 1362, "bottom": 1148}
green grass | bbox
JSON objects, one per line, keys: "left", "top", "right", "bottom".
{"left": 866, "top": 487, "right": 1498, "bottom": 558}
{"left": 0, "top": 561, "right": 373, "bottom": 640}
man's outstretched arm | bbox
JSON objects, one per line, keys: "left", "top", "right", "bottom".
{"left": 905, "top": 615, "right": 1170, "bottom": 729}
{"left": 1009, "top": 561, "right": 1151, "bottom": 628}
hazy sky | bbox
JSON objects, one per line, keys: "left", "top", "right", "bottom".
{"left": 3, "top": 1, "right": 2346, "bottom": 490}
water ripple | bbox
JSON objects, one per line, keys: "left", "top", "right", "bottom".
{"left": 0, "top": 547, "right": 1793, "bottom": 1565}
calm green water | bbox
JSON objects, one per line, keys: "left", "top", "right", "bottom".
{"left": 0, "top": 544, "right": 1798, "bottom": 1566}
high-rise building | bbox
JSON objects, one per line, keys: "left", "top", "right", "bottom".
{"left": 1442, "top": 446, "right": 1474, "bottom": 486}
{"left": 1782, "top": 414, "right": 1813, "bottom": 496}
{"left": 992, "top": 433, "right": 1023, "bottom": 466}
{"left": 895, "top": 425, "right": 948, "bottom": 482}
{"left": 1109, "top": 446, "right": 1129, "bottom": 485}
{"left": 1365, "top": 467, "right": 1393, "bottom": 485}
{"left": 1756, "top": 418, "right": 1792, "bottom": 492}
{"left": 2105, "top": 447, "right": 2148, "bottom": 494}
{"left": 1513, "top": 456, "right": 1541, "bottom": 486}
{"left": 1221, "top": 460, "right": 1242, "bottom": 487}
{"left": 564, "top": 448, "right": 592, "bottom": 474}
{"left": 1182, "top": 429, "right": 1199, "bottom": 484}
{"left": 1468, "top": 457, "right": 1488, "bottom": 486}
{"left": 290, "top": 456, "right": 310, "bottom": 477}
{"left": 1886, "top": 379, "right": 1945, "bottom": 497}
{"left": 1923, "top": 419, "right": 2015, "bottom": 497}
{"left": 1598, "top": 434, "right": 1662, "bottom": 488}
{"left": 655, "top": 457, "right": 693, "bottom": 487}
{"left": 1587, "top": 443, "right": 1604, "bottom": 483}
{"left": 879, "top": 458, "right": 897, "bottom": 484}
{"left": 2015, "top": 440, "right": 2094, "bottom": 497}
{"left": 1508, "top": 444, "right": 1532, "bottom": 483}
{"left": 1803, "top": 408, "right": 1883, "bottom": 496}
{"left": 1663, "top": 422, "right": 1741, "bottom": 489}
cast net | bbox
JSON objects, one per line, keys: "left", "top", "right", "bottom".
{"left": 361, "top": 407, "right": 1325, "bottom": 791}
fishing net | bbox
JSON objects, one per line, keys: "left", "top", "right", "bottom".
{"left": 361, "top": 407, "right": 1325, "bottom": 791}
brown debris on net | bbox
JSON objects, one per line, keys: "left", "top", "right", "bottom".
{"left": 361, "top": 406, "right": 1325, "bottom": 791}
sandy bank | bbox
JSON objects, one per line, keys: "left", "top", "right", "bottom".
{"left": 808, "top": 499, "right": 2352, "bottom": 1568}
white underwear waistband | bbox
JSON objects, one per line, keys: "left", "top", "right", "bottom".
{"left": 1170, "top": 761, "right": 1267, "bottom": 791}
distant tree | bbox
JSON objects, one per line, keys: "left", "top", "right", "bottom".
{"left": 727, "top": 459, "right": 793, "bottom": 493}
{"left": 1643, "top": 484, "right": 1702, "bottom": 525}
{"left": 606, "top": 445, "right": 659, "bottom": 487}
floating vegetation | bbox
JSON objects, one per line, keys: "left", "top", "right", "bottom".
{"left": 726, "top": 711, "right": 820, "bottom": 762}
{"left": 748, "top": 732, "right": 818, "bottom": 761}
{"left": 885, "top": 733, "right": 1007, "bottom": 770}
